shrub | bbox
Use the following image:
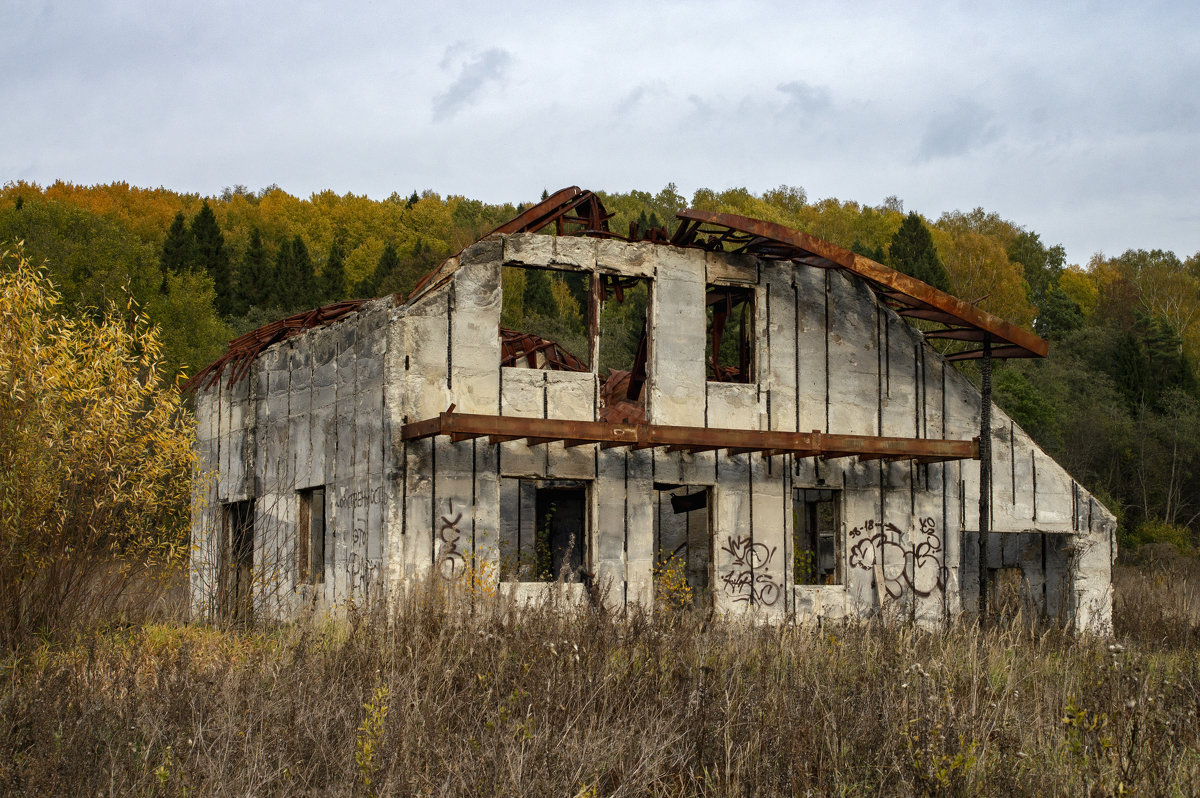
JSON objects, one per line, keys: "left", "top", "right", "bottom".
{"left": 0, "top": 243, "right": 194, "bottom": 649}
{"left": 1127, "top": 518, "right": 1194, "bottom": 556}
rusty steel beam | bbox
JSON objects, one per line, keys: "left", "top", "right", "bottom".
{"left": 673, "top": 209, "right": 1048, "bottom": 360}
{"left": 946, "top": 345, "right": 1040, "bottom": 362}
{"left": 399, "top": 411, "right": 979, "bottom": 461}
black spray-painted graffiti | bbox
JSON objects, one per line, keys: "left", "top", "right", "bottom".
{"left": 847, "top": 516, "right": 946, "bottom": 599}
{"left": 346, "top": 527, "right": 381, "bottom": 586}
{"left": 718, "top": 535, "right": 782, "bottom": 606}
{"left": 435, "top": 502, "right": 466, "bottom": 580}
{"left": 336, "top": 487, "right": 385, "bottom": 510}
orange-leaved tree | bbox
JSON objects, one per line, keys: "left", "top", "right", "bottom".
{"left": 0, "top": 243, "right": 195, "bottom": 648}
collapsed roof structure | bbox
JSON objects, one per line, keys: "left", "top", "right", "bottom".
{"left": 189, "top": 188, "right": 1114, "bottom": 631}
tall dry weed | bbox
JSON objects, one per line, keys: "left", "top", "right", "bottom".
{"left": 4, "top": 571, "right": 1200, "bottom": 796}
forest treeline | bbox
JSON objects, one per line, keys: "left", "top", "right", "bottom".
{"left": 2, "top": 179, "right": 1198, "bottom": 553}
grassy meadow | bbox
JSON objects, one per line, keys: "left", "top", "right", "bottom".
{"left": 2, "top": 558, "right": 1200, "bottom": 797}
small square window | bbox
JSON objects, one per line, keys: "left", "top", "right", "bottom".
{"left": 794, "top": 489, "right": 840, "bottom": 585}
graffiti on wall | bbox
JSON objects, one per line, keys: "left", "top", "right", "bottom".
{"left": 847, "top": 516, "right": 945, "bottom": 599}
{"left": 336, "top": 486, "right": 386, "bottom": 510}
{"left": 436, "top": 502, "right": 466, "bottom": 580}
{"left": 347, "top": 526, "right": 381, "bottom": 587}
{"left": 718, "top": 535, "right": 782, "bottom": 606}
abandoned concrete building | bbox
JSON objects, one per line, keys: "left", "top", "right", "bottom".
{"left": 187, "top": 187, "right": 1115, "bottom": 631}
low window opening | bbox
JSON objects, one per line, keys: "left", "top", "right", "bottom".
{"left": 706, "top": 284, "right": 754, "bottom": 383}
{"left": 500, "top": 479, "right": 588, "bottom": 583}
{"left": 653, "top": 484, "right": 712, "bottom": 610}
{"left": 598, "top": 274, "right": 650, "bottom": 424}
{"left": 794, "top": 488, "right": 840, "bottom": 585}
{"left": 297, "top": 487, "right": 326, "bottom": 586}
{"left": 500, "top": 265, "right": 591, "bottom": 371}
{"left": 534, "top": 486, "right": 586, "bottom": 582}
{"left": 219, "top": 499, "right": 255, "bottom": 622}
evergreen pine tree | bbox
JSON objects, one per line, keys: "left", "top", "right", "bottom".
{"left": 159, "top": 211, "right": 194, "bottom": 292}
{"left": 357, "top": 242, "right": 400, "bottom": 297}
{"left": 190, "top": 201, "right": 233, "bottom": 315}
{"left": 322, "top": 235, "right": 348, "bottom": 302}
{"left": 523, "top": 267, "right": 556, "bottom": 317}
{"left": 635, "top": 210, "right": 649, "bottom": 237}
{"left": 291, "top": 235, "right": 316, "bottom": 308}
{"left": 272, "top": 237, "right": 298, "bottom": 310}
{"left": 851, "top": 238, "right": 887, "bottom": 263}
{"left": 406, "top": 191, "right": 419, "bottom": 209}
{"left": 541, "top": 188, "right": 549, "bottom": 201}
{"left": 887, "top": 212, "right": 950, "bottom": 291}
{"left": 240, "top": 227, "right": 271, "bottom": 311}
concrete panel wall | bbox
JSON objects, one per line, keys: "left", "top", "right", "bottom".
{"left": 193, "top": 233, "right": 1114, "bottom": 632}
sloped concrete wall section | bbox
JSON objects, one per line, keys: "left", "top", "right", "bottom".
{"left": 191, "top": 234, "right": 1115, "bottom": 632}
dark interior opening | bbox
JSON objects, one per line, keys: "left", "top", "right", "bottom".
{"left": 706, "top": 284, "right": 754, "bottom": 383}
{"left": 795, "top": 488, "right": 839, "bottom": 585}
{"left": 298, "top": 487, "right": 325, "bottom": 586}
{"left": 220, "top": 499, "right": 255, "bottom": 621}
{"left": 535, "top": 486, "right": 586, "bottom": 582}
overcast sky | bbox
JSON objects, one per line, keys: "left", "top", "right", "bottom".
{"left": 3, "top": 0, "right": 1198, "bottom": 265}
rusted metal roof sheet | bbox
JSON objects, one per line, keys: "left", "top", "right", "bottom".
{"left": 499, "top": 327, "right": 588, "bottom": 372}
{"left": 182, "top": 299, "right": 370, "bottom": 392}
{"left": 671, "top": 209, "right": 1048, "bottom": 361}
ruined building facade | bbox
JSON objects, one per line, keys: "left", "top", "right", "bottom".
{"left": 189, "top": 190, "right": 1115, "bottom": 631}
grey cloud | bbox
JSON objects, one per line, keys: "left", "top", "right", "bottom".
{"left": 432, "top": 47, "right": 512, "bottom": 122}
{"left": 916, "top": 99, "right": 1002, "bottom": 162}
{"left": 615, "top": 86, "right": 647, "bottom": 116}
{"left": 776, "top": 80, "right": 832, "bottom": 115}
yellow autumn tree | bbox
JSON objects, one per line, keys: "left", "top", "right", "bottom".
{"left": 0, "top": 243, "right": 194, "bottom": 648}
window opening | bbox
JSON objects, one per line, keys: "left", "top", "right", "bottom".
{"left": 598, "top": 275, "right": 649, "bottom": 423}
{"left": 706, "top": 284, "right": 754, "bottom": 383}
{"left": 500, "top": 479, "right": 588, "bottom": 583}
{"left": 535, "top": 486, "right": 586, "bottom": 581}
{"left": 500, "top": 265, "right": 590, "bottom": 370}
{"left": 219, "top": 500, "right": 255, "bottom": 621}
{"left": 653, "top": 484, "right": 712, "bottom": 609}
{"left": 297, "top": 487, "right": 326, "bottom": 586}
{"left": 794, "top": 489, "right": 839, "bottom": 585}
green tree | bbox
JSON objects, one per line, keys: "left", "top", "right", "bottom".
{"left": 159, "top": 211, "right": 194, "bottom": 289}
{"left": 271, "top": 236, "right": 299, "bottom": 309}
{"left": 322, "top": 234, "right": 348, "bottom": 303}
{"left": 239, "top": 227, "right": 272, "bottom": 311}
{"left": 851, "top": 238, "right": 886, "bottom": 263}
{"left": 888, "top": 212, "right": 950, "bottom": 291}
{"left": 523, "top": 266, "right": 556, "bottom": 317}
{"left": 357, "top": 242, "right": 399, "bottom": 297}
{"left": 191, "top": 201, "right": 233, "bottom": 315}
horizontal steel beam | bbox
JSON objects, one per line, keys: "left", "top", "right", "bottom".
{"left": 400, "top": 411, "right": 979, "bottom": 461}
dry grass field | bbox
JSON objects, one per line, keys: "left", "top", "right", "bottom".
{"left": 2, "top": 558, "right": 1200, "bottom": 797}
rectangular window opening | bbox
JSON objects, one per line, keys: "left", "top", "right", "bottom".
{"left": 500, "top": 265, "right": 591, "bottom": 371}
{"left": 653, "top": 484, "right": 712, "bottom": 609}
{"left": 219, "top": 499, "right": 255, "bottom": 621}
{"left": 598, "top": 275, "right": 650, "bottom": 424}
{"left": 500, "top": 479, "right": 588, "bottom": 583}
{"left": 706, "top": 284, "right": 754, "bottom": 383}
{"left": 794, "top": 488, "right": 840, "bottom": 585}
{"left": 297, "top": 487, "right": 326, "bottom": 586}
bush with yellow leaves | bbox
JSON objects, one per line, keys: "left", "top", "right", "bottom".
{"left": 0, "top": 243, "right": 195, "bottom": 649}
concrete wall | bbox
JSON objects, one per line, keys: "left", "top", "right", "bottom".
{"left": 192, "top": 233, "right": 1115, "bottom": 632}
{"left": 190, "top": 299, "right": 391, "bottom": 619}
